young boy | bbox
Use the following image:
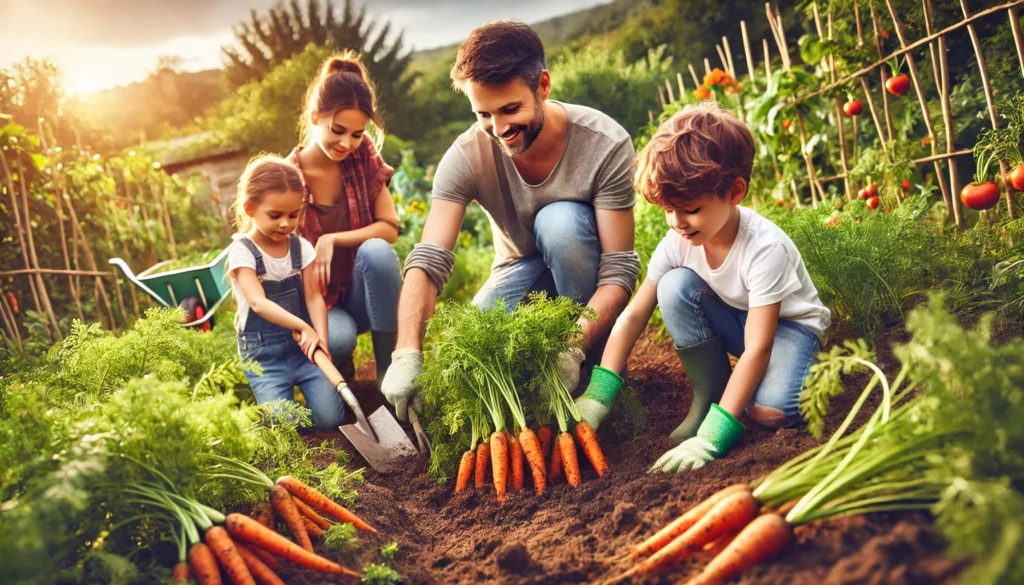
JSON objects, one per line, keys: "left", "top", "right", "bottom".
{"left": 574, "top": 101, "right": 831, "bottom": 473}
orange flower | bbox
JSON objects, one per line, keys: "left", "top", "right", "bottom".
{"left": 921, "top": 136, "right": 932, "bottom": 147}
{"left": 694, "top": 86, "right": 712, "bottom": 100}
{"left": 881, "top": 29, "right": 890, "bottom": 39}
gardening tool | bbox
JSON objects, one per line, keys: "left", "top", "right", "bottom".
{"left": 308, "top": 347, "right": 420, "bottom": 472}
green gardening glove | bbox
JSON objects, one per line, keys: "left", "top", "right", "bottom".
{"left": 649, "top": 404, "right": 744, "bottom": 474}
{"left": 574, "top": 366, "right": 623, "bottom": 430}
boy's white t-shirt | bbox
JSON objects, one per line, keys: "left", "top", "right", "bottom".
{"left": 226, "top": 234, "right": 317, "bottom": 331}
{"left": 646, "top": 206, "right": 831, "bottom": 344}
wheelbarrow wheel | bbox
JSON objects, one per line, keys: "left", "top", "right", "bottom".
{"left": 179, "top": 296, "right": 213, "bottom": 332}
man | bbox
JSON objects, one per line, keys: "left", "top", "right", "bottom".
{"left": 381, "top": 21, "right": 640, "bottom": 421}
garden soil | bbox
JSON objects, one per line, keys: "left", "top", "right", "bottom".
{"left": 288, "top": 328, "right": 965, "bottom": 585}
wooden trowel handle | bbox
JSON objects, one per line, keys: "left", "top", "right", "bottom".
{"left": 310, "top": 347, "right": 345, "bottom": 388}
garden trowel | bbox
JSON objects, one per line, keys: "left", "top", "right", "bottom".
{"left": 309, "top": 348, "right": 419, "bottom": 472}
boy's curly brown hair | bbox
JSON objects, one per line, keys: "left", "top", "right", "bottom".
{"left": 635, "top": 101, "right": 755, "bottom": 208}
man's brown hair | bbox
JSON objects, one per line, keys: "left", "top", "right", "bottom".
{"left": 635, "top": 101, "right": 755, "bottom": 208}
{"left": 450, "top": 21, "right": 546, "bottom": 93}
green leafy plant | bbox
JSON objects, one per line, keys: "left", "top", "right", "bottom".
{"left": 323, "top": 523, "right": 359, "bottom": 553}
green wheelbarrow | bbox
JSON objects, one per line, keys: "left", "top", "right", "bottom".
{"left": 109, "top": 247, "right": 232, "bottom": 331}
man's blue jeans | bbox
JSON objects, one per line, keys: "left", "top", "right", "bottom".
{"left": 473, "top": 201, "right": 600, "bottom": 310}
{"left": 657, "top": 267, "right": 819, "bottom": 426}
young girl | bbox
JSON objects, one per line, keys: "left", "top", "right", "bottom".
{"left": 227, "top": 155, "right": 346, "bottom": 430}
{"left": 288, "top": 52, "right": 402, "bottom": 389}
{"left": 576, "top": 102, "right": 831, "bottom": 473}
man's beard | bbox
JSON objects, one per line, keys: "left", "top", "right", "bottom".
{"left": 492, "top": 99, "right": 545, "bottom": 158}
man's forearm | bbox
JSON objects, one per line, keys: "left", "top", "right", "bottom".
{"left": 395, "top": 268, "right": 439, "bottom": 350}
{"left": 580, "top": 284, "right": 629, "bottom": 350}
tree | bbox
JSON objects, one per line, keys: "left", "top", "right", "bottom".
{"left": 221, "top": 0, "right": 415, "bottom": 130}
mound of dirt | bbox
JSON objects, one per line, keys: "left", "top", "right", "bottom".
{"left": 292, "top": 328, "right": 962, "bottom": 584}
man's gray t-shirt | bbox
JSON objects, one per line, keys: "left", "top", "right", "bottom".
{"left": 431, "top": 101, "right": 636, "bottom": 268}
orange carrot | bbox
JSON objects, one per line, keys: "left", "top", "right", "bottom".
{"left": 549, "top": 434, "right": 563, "bottom": 483}
{"left": 634, "top": 490, "right": 760, "bottom": 575}
{"left": 189, "top": 542, "right": 221, "bottom": 585}
{"left": 276, "top": 476, "right": 375, "bottom": 532}
{"left": 291, "top": 495, "right": 331, "bottom": 531}
{"left": 694, "top": 529, "right": 740, "bottom": 562}
{"left": 632, "top": 484, "right": 750, "bottom": 559}
{"left": 251, "top": 501, "right": 275, "bottom": 531}
{"left": 302, "top": 516, "right": 324, "bottom": 540}
{"left": 205, "top": 526, "right": 256, "bottom": 585}
{"left": 455, "top": 449, "right": 475, "bottom": 493}
{"left": 537, "top": 425, "right": 553, "bottom": 459}
{"left": 518, "top": 427, "right": 547, "bottom": 495}
{"left": 234, "top": 543, "right": 286, "bottom": 585}
{"left": 269, "top": 484, "right": 312, "bottom": 552}
{"left": 474, "top": 441, "right": 490, "bottom": 489}
{"left": 490, "top": 431, "right": 509, "bottom": 502}
{"left": 574, "top": 421, "right": 608, "bottom": 477}
{"left": 685, "top": 514, "right": 793, "bottom": 585}
{"left": 510, "top": 435, "right": 525, "bottom": 491}
{"left": 236, "top": 542, "right": 281, "bottom": 571}
{"left": 559, "top": 432, "right": 581, "bottom": 487}
{"left": 225, "top": 513, "right": 360, "bottom": 577}
{"left": 171, "top": 562, "right": 191, "bottom": 584}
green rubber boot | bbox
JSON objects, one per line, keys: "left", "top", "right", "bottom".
{"left": 669, "top": 335, "right": 733, "bottom": 446}
{"left": 371, "top": 330, "right": 397, "bottom": 392}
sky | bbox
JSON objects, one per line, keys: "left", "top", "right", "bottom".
{"left": 0, "top": 0, "right": 609, "bottom": 96}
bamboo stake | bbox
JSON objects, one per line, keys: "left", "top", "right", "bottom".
{"left": 0, "top": 288, "right": 22, "bottom": 353}
{"left": 1011, "top": 8, "right": 1024, "bottom": 78}
{"left": 664, "top": 79, "right": 675, "bottom": 104}
{"left": 854, "top": 0, "right": 864, "bottom": 46}
{"left": 0, "top": 147, "right": 48, "bottom": 335}
{"left": 704, "top": 58, "right": 712, "bottom": 77}
{"left": 64, "top": 191, "right": 118, "bottom": 330}
{"left": 763, "top": 39, "right": 772, "bottom": 88}
{"left": 774, "top": 7, "right": 792, "bottom": 69}
{"left": 658, "top": 86, "right": 667, "bottom": 106}
{"left": 937, "top": 32, "right": 965, "bottom": 230}
{"left": 870, "top": 3, "right": 895, "bottom": 143}
{"left": 821, "top": 9, "right": 851, "bottom": 200}
{"left": 922, "top": 0, "right": 942, "bottom": 94}
{"left": 688, "top": 63, "right": 700, "bottom": 88}
{"left": 110, "top": 268, "right": 129, "bottom": 325}
{"left": 0, "top": 269, "right": 116, "bottom": 278}
{"left": 0, "top": 288, "right": 15, "bottom": 344}
{"left": 860, "top": 77, "right": 889, "bottom": 156}
{"left": 14, "top": 151, "right": 62, "bottom": 339}
{"left": 677, "top": 72, "right": 686, "bottom": 98}
{"left": 648, "top": 110, "right": 654, "bottom": 124}
{"left": 740, "top": 21, "right": 759, "bottom": 92}
{"left": 883, "top": 0, "right": 953, "bottom": 215}
{"left": 716, "top": 45, "right": 730, "bottom": 76}
{"left": 38, "top": 121, "right": 84, "bottom": 323}
{"left": 723, "top": 36, "right": 737, "bottom": 80}
{"left": 959, "top": 0, "right": 1016, "bottom": 219}
{"left": 796, "top": 111, "right": 821, "bottom": 208}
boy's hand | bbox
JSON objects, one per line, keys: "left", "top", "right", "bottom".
{"left": 649, "top": 404, "right": 744, "bottom": 474}
{"left": 575, "top": 366, "right": 624, "bottom": 430}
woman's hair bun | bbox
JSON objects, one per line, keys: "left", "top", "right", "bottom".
{"left": 326, "top": 58, "right": 363, "bottom": 77}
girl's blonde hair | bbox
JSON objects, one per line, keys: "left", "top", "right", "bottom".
{"left": 299, "top": 51, "right": 383, "bottom": 146}
{"left": 231, "top": 155, "right": 305, "bottom": 233}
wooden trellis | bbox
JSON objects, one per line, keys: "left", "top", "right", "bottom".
{"left": 0, "top": 121, "right": 180, "bottom": 350}
{"left": 654, "top": 0, "right": 1024, "bottom": 231}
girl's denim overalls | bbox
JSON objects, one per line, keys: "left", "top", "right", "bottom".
{"left": 237, "top": 234, "right": 345, "bottom": 430}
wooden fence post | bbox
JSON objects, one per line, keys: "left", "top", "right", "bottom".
{"left": 740, "top": 21, "right": 759, "bottom": 92}
{"left": 13, "top": 151, "right": 62, "bottom": 338}
{"left": 1010, "top": 8, "right": 1024, "bottom": 78}
{"left": 38, "top": 121, "right": 85, "bottom": 323}
{"left": 937, "top": 30, "right": 966, "bottom": 231}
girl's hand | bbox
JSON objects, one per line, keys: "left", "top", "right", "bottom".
{"left": 296, "top": 326, "right": 322, "bottom": 363}
{"left": 313, "top": 236, "right": 334, "bottom": 296}
{"left": 293, "top": 330, "right": 331, "bottom": 364}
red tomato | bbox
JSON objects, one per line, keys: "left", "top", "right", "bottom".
{"left": 886, "top": 74, "right": 910, "bottom": 96}
{"left": 4, "top": 292, "right": 17, "bottom": 314}
{"left": 842, "top": 100, "right": 864, "bottom": 117}
{"left": 867, "top": 196, "right": 881, "bottom": 210}
{"left": 960, "top": 182, "right": 1000, "bottom": 211}
{"left": 858, "top": 188, "right": 869, "bottom": 200}
{"left": 1010, "top": 165, "right": 1024, "bottom": 191}
{"left": 866, "top": 183, "right": 878, "bottom": 197}
{"left": 782, "top": 119, "right": 793, "bottom": 130}
{"left": 774, "top": 199, "right": 785, "bottom": 206}
{"left": 901, "top": 179, "right": 912, "bottom": 191}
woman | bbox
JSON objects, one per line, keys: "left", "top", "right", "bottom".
{"left": 289, "top": 51, "right": 402, "bottom": 388}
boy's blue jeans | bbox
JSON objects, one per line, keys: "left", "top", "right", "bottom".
{"left": 239, "top": 328, "right": 346, "bottom": 430}
{"left": 326, "top": 238, "right": 402, "bottom": 359}
{"left": 473, "top": 201, "right": 599, "bottom": 309}
{"left": 657, "top": 267, "right": 819, "bottom": 426}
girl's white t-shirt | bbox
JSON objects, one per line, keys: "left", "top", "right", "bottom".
{"left": 646, "top": 206, "right": 831, "bottom": 344}
{"left": 226, "top": 234, "right": 316, "bottom": 331}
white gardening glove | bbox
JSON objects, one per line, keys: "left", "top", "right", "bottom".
{"left": 556, "top": 347, "right": 586, "bottom": 392}
{"left": 380, "top": 348, "right": 423, "bottom": 421}
{"left": 649, "top": 404, "right": 745, "bottom": 474}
